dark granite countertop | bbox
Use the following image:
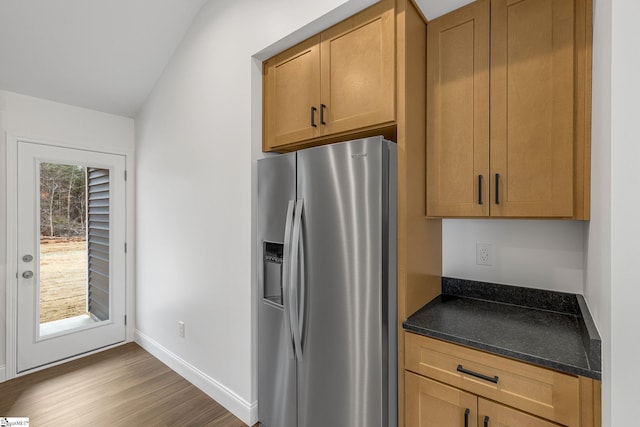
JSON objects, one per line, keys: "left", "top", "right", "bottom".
{"left": 403, "top": 278, "right": 601, "bottom": 380}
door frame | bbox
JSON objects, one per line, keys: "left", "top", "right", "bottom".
{"left": 5, "top": 134, "right": 136, "bottom": 379}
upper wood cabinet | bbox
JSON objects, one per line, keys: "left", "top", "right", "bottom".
{"left": 264, "top": 36, "right": 321, "bottom": 149}
{"left": 426, "top": 0, "right": 490, "bottom": 217}
{"left": 264, "top": 36, "right": 321, "bottom": 148}
{"left": 263, "top": 0, "right": 395, "bottom": 152}
{"left": 426, "top": 0, "right": 592, "bottom": 219}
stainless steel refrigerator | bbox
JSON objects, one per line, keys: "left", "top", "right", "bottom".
{"left": 257, "top": 136, "right": 397, "bottom": 427}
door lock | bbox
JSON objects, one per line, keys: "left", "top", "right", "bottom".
{"left": 22, "top": 271, "right": 34, "bottom": 279}
{"left": 22, "top": 254, "right": 34, "bottom": 262}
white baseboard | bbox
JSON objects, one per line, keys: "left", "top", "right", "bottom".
{"left": 0, "top": 365, "right": 6, "bottom": 383}
{"left": 134, "top": 330, "right": 257, "bottom": 426}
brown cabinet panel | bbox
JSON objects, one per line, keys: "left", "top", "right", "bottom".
{"left": 320, "top": 2, "right": 395, "bottom": 136}
{"left": 405, "top": 371, "right": 478, "bottom": 427}
{"left": 426, "top": 0, "right": 591, "bottom": 218}
{"left": 263, "top": 36, "right": 321, "bottom": 151}
{"left": 490, "top": 0, "right": 574, "bottom": 217}
{"left": 426, "top": 0, "right": 489, "bottom": 217}
{"left": 479, "top": 398, "right": 562, "bottom": 427}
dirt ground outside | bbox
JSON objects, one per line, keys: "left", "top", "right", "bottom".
{"left": 40, "top": 239, "right": 88, "bottom": 324}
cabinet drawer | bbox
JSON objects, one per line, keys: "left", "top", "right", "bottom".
{"left": 405, "top": 333, "right": 579, "bottom": 426}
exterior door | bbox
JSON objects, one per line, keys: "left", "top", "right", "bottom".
{"left": 16, "top": 141, "right": 126, "bottom": 373}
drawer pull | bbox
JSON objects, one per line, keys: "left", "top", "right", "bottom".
{"left": 484, "top": 415, "right": 490, "bottom": 427}
{"left": 457, "top": 364, "right": 499, "bottom": 384}
{"left": 464, "top": 408, "right": 470, "bottom": 427}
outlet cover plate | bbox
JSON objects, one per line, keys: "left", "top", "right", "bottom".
{"left": 476, "top": 243, "right": 493, "bottom": 266}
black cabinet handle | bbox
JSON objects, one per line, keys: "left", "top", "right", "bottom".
{"left": 310, "top": 106, "right": 318, "bottom": 127}
{"left": 457, "top": 364, "right": 499, "bottom": 384}
{"left": 495, "top": 173, "right": 500, "bottom": 205}
{"left": 464, "top": 408, "right": 470, "bottom": 427}
{"left": 320, "top": 104, "right": 327, "bottom": 125}
{"left": 478, "top": 175, "right": 483, "bottom": 205}
{"left": 484, "top": 415, "right": 490, "bottom": 427}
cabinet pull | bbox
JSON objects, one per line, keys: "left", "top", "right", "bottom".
{"left": 464, "top": 408, "right": 470, "bottom": 427}
{"left": 495, "top": 173, "right": 500, "bottom": 205}
{"left": 478, "top": 175, "right": 483, "bottom": 205}
{"left": 310, "top": 106, "right": 318, "bottom": 127}
{"left": 320, "top": 103, "right": 327, "bottom": 125}
{"left": 484, "top": 416, "right": 490, "bottom": 427}
{"left": 457, "top": 364, "right": 499, "bottom": 384}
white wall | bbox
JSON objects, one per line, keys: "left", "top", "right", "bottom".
{"left": 443, "top": 220, "right": 585, "bottom": 293}
{"left": 134, "top": 0, "right": 376, "bottom": 424}
{"left": 608, "top": 0, "right": 640, "bottom": 424}
{"left": 0, "top": 89, "right": 134, "bottom": 379}
{"left": 585, "top": 0, "right": 612, "bottom": 424}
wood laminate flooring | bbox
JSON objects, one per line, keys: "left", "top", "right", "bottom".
{"left": 0, "top": 343, "right": 249, "bottom": 426}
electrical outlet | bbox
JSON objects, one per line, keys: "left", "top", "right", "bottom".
{"left": 476, "top": 243, "right": 493, "bottom": 266}
{"left": 178, "top": 321, "right": 185, "bottom": 338}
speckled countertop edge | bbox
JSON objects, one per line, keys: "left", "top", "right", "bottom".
{"left": 403, "top": 278, "right": 602, "bottom": 380}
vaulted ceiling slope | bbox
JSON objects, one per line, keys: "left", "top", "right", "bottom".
{"left": 0, "top": 0, "right": 471, "bottom": 119}
{"left": 0, "top": 0, "right": 208, "bottom": 117}
{"left": 414, "top": 0, "right": 474, "bottom": 20}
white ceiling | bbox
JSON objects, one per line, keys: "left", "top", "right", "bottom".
{"left": 0, "top": 0, "right": 471, "bottom": 119}
{"left": 414, "top": 0, "right": 475, "bottom": 20}
{"left": 0, "top": 0, "right": 208, "bottom": 117}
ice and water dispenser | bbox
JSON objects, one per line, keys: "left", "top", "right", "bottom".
{"left": 263, "top": 241, "right": 284, "bottom": 305}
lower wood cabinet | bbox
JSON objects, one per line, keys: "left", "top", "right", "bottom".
{"left": 406, "top": 371, "right": 478, "bottom": 427}
{"left": 404, "top": 332, "right": 600, "bottom": 427}
{"left": 406, "top": 371, "right": 560, "bottom": 427}
{"left": 479, "top": 398, "right": 561, "bottom": 427}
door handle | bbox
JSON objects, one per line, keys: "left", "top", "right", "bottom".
{"left": 457, "top": 364, "right": 499, "bottom": 384}
{"left": 464, "top": 408, "right": 470, "bottom": 427}
{"left": 22, "top": 271, "right": 34, "bottom": 279}
{"left": 320, "top": 104, "right": 327, "bottom": 125}
{"left": 282, "top": 200, "right": 295, "bottom": 358}
{"left": 495, "top": 173, "right": 500, "bottom": 205}
{"left": 289, "top": 199, "right": 304, "bottom": 361}
{"left": 484, "top": 415, "right": 490, "bottom": 427}
{"left": 478, "top": 175, "right": 483, "bottom": 205}
{"left": 310, "top": 106, "right": 318, "bottom": 127}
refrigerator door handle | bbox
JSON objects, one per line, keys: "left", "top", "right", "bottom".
{"left": 289, "top": 198, "right": 304, "bottom": 361}
{"left": 282, "top": 199, "right": 296, "bottom": 358}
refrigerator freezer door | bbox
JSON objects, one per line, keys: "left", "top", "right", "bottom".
{"left": 296, "top": 137, "right": 395, "bottom": 427}
{"left": 257, "top": 153, "right": 297, "bottom": 427}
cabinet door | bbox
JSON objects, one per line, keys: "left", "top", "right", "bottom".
{"left": 406, "top": 371, "right": 478, "bottom": 427}
{"left": 426, "top": 0, "right": 490, "bottom": 217}
{"left": 478, "top": 398, "right": 561, "bottom": 427}
{"left": 264, "top": 36, "right": 321, "bottom": 151}
{"left": 490, "top": 0, "right": 575, "bottom": 217}
{"left": 320, "top": 1, "right": 395, "bottom": 136}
